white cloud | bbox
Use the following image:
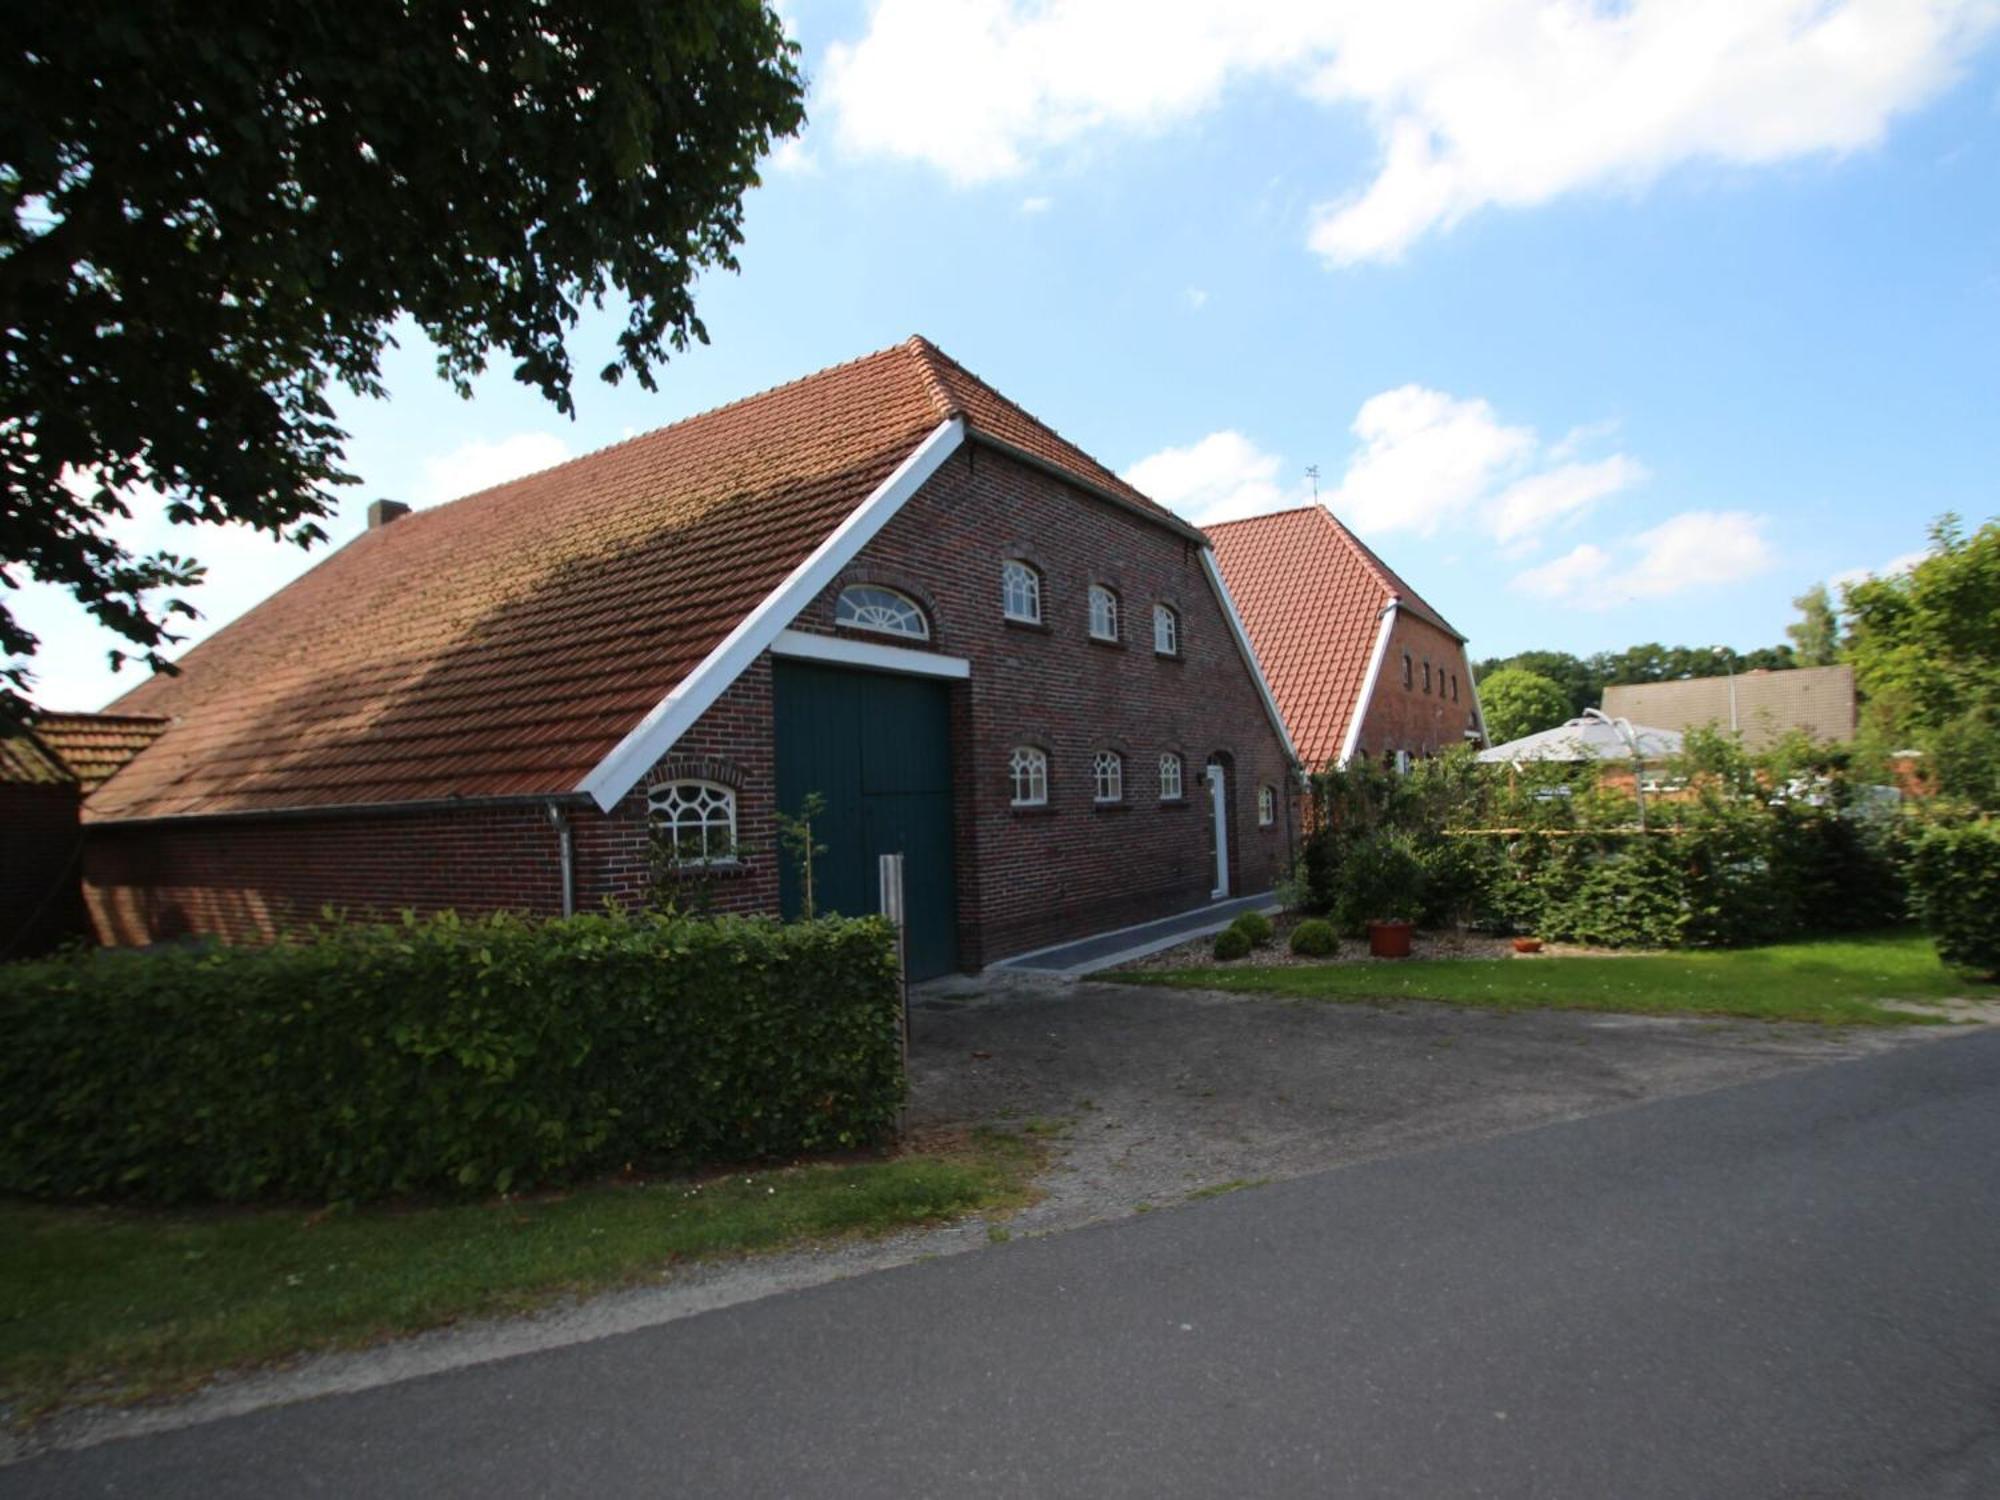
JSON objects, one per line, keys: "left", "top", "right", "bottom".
{"left": 1019, "top": 194, "right": 1053, "bottom": 214}
{"left": 766, "top": 136, "right": 818, "bottom": 175}
{"left": 1125, "top": 382, "right": 1644, "bottom": 539}
{"left": 1513, "top": 509, "right": 1775, "bottom": 606}
{"left": 1122, "top": 430, "right": 1301, "bottom": 525}
{"left": 1183, "top": 286, "right": 1209, "bottom": 310}
{"left": 416, "top": 432, "right": 571, "bottom": 505}
{"left": 1829, "top": 548, "right": 1928, "bottom": 595}
{"left": 819, "top": 1, "right": 1998, "bottom": 263}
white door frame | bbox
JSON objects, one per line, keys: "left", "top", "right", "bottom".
{"left": 1206, "top": 762, "right": 1229, "bottom": 899}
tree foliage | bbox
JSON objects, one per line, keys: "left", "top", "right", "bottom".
{"left": 1842, "top": 514, "right": 2000, "bottom": 806}
{"left": 1476, "top": 642, "right": 1799, "bottom": 719}
{"left": 2, "top": 0, "right": 804, "bottom": 716}
{"left": 1786, "top": 583, "right": 1840, "bottom": 666}
{"left": 1478, "top": 667, "right": 1573, "bottom": 745}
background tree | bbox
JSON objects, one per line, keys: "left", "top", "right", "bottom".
{"left": 1478, "top": 641, "right": 1800, "bottom": 719}
{"left": 2, "top": 0, "right": 804, "bottom": 719}
{"left": 1843, "top": 514, "right": 2000, "bottom": 805}
{"left": 1478, "top": 668, "right": 1573, "bottom": 746}
{"left": 1786, "top": 584, "right": 1841, "bottom": 666}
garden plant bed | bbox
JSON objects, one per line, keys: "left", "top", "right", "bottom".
{"left": 1109, "top": 931, "right": 1990, "bottom": 1028}
{"left": 1113, "top": 912, "right": 1617, "bottom": 973}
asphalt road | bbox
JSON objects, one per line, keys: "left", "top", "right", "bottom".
{"left": 11, "top": 1029, "right": 2000, "bottom": 1499}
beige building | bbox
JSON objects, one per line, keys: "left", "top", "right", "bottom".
{"left": 1602, "top": 665, "right": 1857, "bottom": 752}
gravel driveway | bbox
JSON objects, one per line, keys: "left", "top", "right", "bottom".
{"left": 906, "top": 969, "right": 1942, "bottom": 1233}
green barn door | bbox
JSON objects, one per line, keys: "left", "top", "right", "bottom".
{"left": 773, "top": 659, "right": 958, "bottom": 980}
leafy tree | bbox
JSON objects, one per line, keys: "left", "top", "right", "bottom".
{"left": 1786, "top": 584, "right": 1840, "bottom": 666}
{"left": 1843, "top": 514, "right": 2000, "bottom": 805}
{"left": 1478, "top": 668, "right": 1573, "bottom": 745}
{"left": 1474, "top": 650, "right": 1601, "bottom": 719}
{"left": 2, "top": 0, "right": 805, "bottom": 718}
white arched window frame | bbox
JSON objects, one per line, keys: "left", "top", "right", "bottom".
{"left": 1153, "top": 604, "right": 1179, "bottom": 656}
{"left": 1093, "top": 750, "right": 1124, "bottom": 803}
{"left": 649, "top": 780, "right": 738, "bottom": 865}
{"left": 1009, "top": 746, "right": 1049, "bottom": 806}
{"left": 1002, "top": 561, "right": 1042, "bottom": 624}
{"left": 835, "top": 584, "right": 930, "bottom": 640}
{"left": 1258, "top": 784, "right": 1277, "bottom": 826}
{"left": 1088, "top": 585, "right": 1120, "bottom": 642}
{"left": 1158, "top": 752, "right": 1184, "bottom": 801}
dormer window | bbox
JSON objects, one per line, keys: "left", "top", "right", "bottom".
{"left": 835, "top": 585, "right": 929, "bottom": 640}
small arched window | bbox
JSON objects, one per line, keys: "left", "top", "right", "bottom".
{"left": 1009, "top": 746, "right": 1048, "bottom": 806}
{"left": 1402, "top": 652, "right": 1414, "bottom": 689}
{"left": 1158, "top": 752, "right": 1184, "bottom": 801}
{"left": 835, "top": 584, "right": 929, "bottom": 640}
{"left": 1153, "top": 604, "right": 1179, "bottom": 656}
{"left": 1093, "top": 750, "right": 1124, "bottom": 803}
{"left": 1423, "top": 661, "right": 1432, "bottom": 694}
{"left": 1002, "top": 561, "right": 1042, "bottom": 624}
{"left": 1258, "top": 785, "right": 1277, "bottom": 826}
{"left": 1088, "top": 585, "right": 1120, "bottom": 641}
{"left": 1451, "top": 673, "right": 1459, "bottom": 703}
{"left": 649, "top": 781, "right": 737, "bottom": 865}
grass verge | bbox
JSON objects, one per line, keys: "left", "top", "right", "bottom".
{"left": 0, "top": 1131, "right": 1040, "bottom": 1422}
{"left": 1111, "top": 931, "right": 1986, "bottom": 1026}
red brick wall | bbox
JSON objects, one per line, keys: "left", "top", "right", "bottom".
{"left": 2, "top": 784, "right": 88, "bottom": 958}
{"left": 82, "top": 443, "right": 1297, "bottom": 964}
{"left": 786, "top": 442, "right": 1296, "bottom": 963}
{"left": 1351, "top": 611, "right": 1483, "bottom": 760}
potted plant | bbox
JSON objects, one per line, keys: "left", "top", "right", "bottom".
{"left": 1511, "top": 936, "right": 1544, "bottom": 955}
{"left": 1337, "top": 831, "right": 1429, "bottom": 959}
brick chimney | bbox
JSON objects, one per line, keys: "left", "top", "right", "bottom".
{"left": 367, "top": 499, "right": 411, "bottom": 529}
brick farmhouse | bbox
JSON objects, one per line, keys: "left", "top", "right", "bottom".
{"left": 80, "top": 340, "right": 1302, "bottom": 977}
{"left": 1207, "top": 505, "right": 1484, "bottom": 776}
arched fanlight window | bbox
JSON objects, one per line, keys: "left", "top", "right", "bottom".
{"left": 649, "top": 781, "right": 737, "bottom": 865}
{"left": 1002, "top": 560, "right": 1042, "bottom": 623}
{"left": 1158, "top": 752, "right": 1184, "bottom": 801}
{"left": 1093, "top": 750, "right": 1124, "bottom": 803}
{"left": 1088, "top": 585, "right": 1120, "bottom": 642}
{"left": 835, "top": 584, "right": 929, "bottom": 640}
{"left": 1153, "top": 604, "right": 1179, "bottom": 656}
{"left": 1009, "top": 746, "right": 1049, "bottom": 806}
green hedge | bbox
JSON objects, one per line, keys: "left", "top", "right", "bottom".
{"left": 1909, "top": 822, "right": 2000, "bottom": 979}
{"left": 0, "top": 910, "right": 905, "bottom": 1205}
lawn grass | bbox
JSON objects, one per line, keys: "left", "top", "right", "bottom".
{"left": 1112, "top": 930, "right": 1988, "bottom": 1027}
{"left": 0, "top": 1132, "right": 1040, "bottom": 1421}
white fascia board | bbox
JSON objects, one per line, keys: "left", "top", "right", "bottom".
{"left": 577, "top": 417, "right": 967, "bottom": 810}
{"left": 770, "top": 628, "right": 970, "bottom": 680}
{"left": 1336, "top": 602, "right": 1399, "bottom": 768}
{"left": 1197, "top": 547, "right": 1299, "bottom": 766}
{"left": 1464, "top": 648, "right": 1492, "bottom": 747}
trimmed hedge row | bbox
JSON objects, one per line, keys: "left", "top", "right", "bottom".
{"left": 0, "top": 910, "right": 905, "bottom": 1205}
{"left": 1909, "top": 821, "right": 2000, "bottom": 979}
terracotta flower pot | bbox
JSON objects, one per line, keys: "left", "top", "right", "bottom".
{"left": 1367, "top": 920, "right": 1413, "bottom": 959}
{"left": 1512, "top": 937, "right": 1544, "bottom": 955}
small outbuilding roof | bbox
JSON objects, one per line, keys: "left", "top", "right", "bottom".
{"left": 1477, "top": 714, "right": 1684, "bottom": 765}
{"left": 1206, "top": 505, "right": 1466, "bottom": 772}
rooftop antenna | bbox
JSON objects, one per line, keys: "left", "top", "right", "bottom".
{"left": 1305, "top": 464, "right": 1320, "bottom": 501}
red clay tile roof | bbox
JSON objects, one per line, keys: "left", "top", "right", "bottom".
{"left": 91, "top": 338, "right": 1186, "bottom": 822}
{"left": 30, "top": 713, "right": 168, "bottom": 793}
{"left": 0, "top": 727, "right": 74, "bottom": 787}
{"left": 1206, "top": 506, "right": 1465, "bottom": 772}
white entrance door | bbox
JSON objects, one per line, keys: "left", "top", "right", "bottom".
{"left": 1206, "top": 763, "right": 1229, "bottom": 899}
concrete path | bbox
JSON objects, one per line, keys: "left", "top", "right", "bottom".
{"left": 9, "top": 1027, "right": 1997, "bottom": 1497}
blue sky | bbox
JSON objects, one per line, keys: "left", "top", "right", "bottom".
{"left": 18, "top": 0, "right": 2000, "bottom": 710}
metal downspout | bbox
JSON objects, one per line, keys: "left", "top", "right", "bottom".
{"left": 546, "top": 802, "right": 576, "bottom": 917}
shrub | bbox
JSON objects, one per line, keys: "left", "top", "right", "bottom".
{"left": 0, "top": 909, "right": 904, "bottom": 1205}
{"left": 1212, "top": 927, "right": 1253, "bottom": 962}
{"left": 1538, "top": 840, "right": 1689, "bottom": 949}
{"left": 1231, "top": 911, "right": 1275, "bottom": 947}
{"left": 1330, "top": 831, "right": 1429, "bottom": 936}
{"left": 1908, "top": 822, "right": 2000, "bottom": 978}
{"left": 1288, "top": 919, "right": 1339, "bottom": 958}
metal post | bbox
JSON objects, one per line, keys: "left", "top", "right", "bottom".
{"left": 878, "top": 852, "right": 909, "bottom": 1132}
